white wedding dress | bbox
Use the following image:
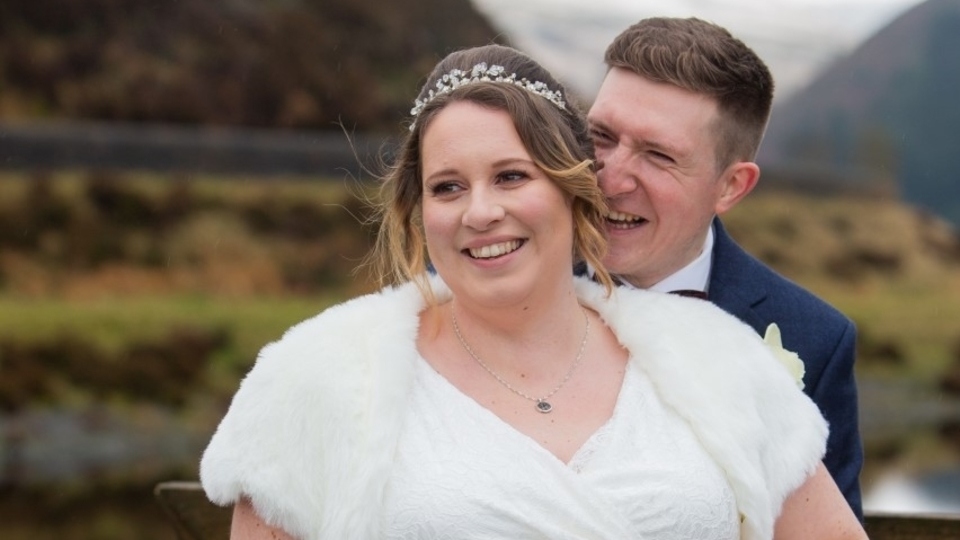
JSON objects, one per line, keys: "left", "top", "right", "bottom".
{"left": 382, "top": 357, "right": 740, "bottom": 539}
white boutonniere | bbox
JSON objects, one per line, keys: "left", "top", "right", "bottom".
{"left": 763, "top": 323, "right": 805, "bottom": 389}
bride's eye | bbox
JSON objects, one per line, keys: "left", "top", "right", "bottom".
{"left": 497, "top": 170, "right": 529, "bottom": 183}
{"left": 427, "top": 180, "right": 463, "bottom": 196}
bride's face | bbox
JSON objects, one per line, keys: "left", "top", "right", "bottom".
{"left": 420, "top": 101, "right": 575, "bottom": 309}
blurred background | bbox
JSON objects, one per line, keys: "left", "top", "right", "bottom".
{"left": 1, "top": 0, "right": 959, "bottom": 538}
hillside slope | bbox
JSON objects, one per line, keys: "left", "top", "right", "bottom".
{"left": 0, "top": 0, "right": 504, "bottom": 132}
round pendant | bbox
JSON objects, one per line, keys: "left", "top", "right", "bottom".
{"left": 536, "top": 400, "right": 553, "bottom": 413}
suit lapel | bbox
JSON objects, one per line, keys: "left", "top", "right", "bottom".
{"left": 707, "top": 219, "right": 769, "bottom": 335}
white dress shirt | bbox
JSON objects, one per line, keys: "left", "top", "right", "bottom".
{"left": 617, "top": 226, "right": 714, "bottom": 295}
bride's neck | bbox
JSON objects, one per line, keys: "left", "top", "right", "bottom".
{"left": 447, "top": 290, "right": 586, "bottom": 361}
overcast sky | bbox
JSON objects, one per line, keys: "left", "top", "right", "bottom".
{"left": 471, "top": 0, "right": 926, "bottom": 102}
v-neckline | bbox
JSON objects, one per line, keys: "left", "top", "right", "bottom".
{"left": 414, "top": 355, "right": 634, "bottom": 467}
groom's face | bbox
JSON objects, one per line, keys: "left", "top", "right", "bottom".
{"left": 587, "top": 68, "right": 729, "bottom": 289}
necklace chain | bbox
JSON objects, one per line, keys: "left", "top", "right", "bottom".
{"left": 451, "top": 307, "right": 590, "bottom": 413}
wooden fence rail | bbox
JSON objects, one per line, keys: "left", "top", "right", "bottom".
{"left": 155, "top": 481, "right": 960, "bottom": 540}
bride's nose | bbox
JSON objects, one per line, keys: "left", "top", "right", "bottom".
{"left": 462, "top": 189, "right": 506, "bottom": 230}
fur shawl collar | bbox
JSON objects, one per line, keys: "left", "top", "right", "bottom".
{"left": 201, "top": 277, "right": 827, "bottom": 540}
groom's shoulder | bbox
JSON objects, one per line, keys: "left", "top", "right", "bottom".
{"left": 713, "top": 225, "right": 851, "bottom": 326}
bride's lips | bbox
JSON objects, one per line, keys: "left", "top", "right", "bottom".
{"left": 464, "top": 239, "right": 525, "bottom": 259}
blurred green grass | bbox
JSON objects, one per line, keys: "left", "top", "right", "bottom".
{"left": 0, "top": 293, "right": 343, "bottom": 365}
{"left": 817, "top": 282, "right": 960, "bottom": 379}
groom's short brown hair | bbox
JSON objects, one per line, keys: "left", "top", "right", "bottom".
{"left": 605, "top": 17, "right": 774, "bottom": 169}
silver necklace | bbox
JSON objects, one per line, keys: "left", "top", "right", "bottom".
{"left": 451, "top": 307, "right": 590, "bottom": 414}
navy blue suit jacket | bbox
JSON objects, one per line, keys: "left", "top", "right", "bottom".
{"left": 708, "top": 219, "right": 863, "bottom": 519}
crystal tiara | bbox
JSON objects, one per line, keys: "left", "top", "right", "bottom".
{"left": 409, "top": 62, "right": 566, "bottom": 128}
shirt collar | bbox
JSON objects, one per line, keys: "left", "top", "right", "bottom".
{"left": 617, "top": 226, "right": 714, "bottom": 294}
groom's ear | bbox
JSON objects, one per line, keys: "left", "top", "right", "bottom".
{"left": 714, "top": 161, "right": 759, "bottom": 215}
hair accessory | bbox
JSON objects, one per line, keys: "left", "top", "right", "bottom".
{"left": 410, "top": 62, "right": 566, "bottom": 128}
{"left": 451, "top": 307, "right": 589, "bottom": 414}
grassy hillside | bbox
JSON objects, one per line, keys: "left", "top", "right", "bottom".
{"left": 1, "top": 172, "right": 958, "bottom": 406}
{"left": 0, "top": 171, "right": 380, "bottom": 539}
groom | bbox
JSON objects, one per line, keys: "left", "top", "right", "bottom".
{"left": 585, "top": 17, "right": 863, "bottom": 518}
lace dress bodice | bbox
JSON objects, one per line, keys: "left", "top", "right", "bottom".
{"left": 382, "top": 357, "right": 740, "bottom": 539}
